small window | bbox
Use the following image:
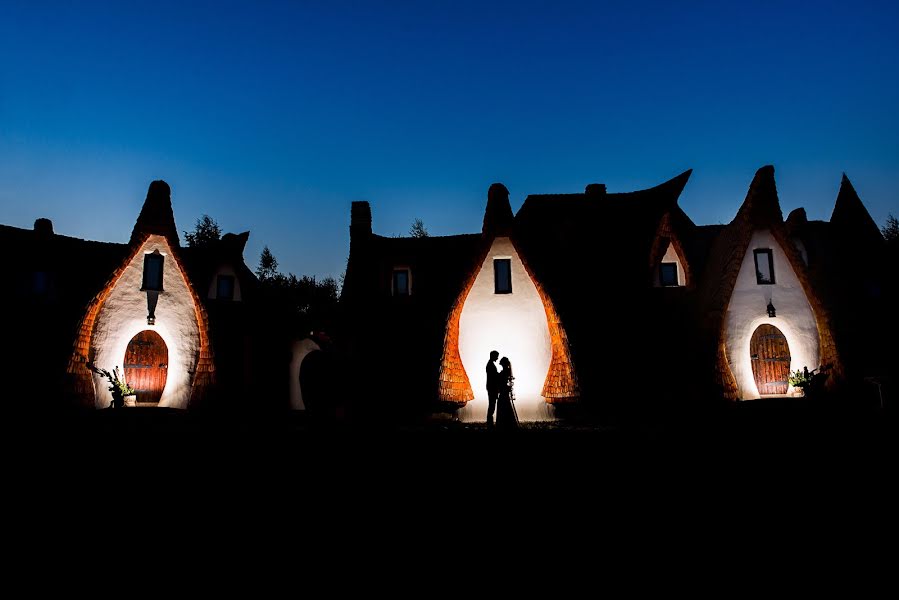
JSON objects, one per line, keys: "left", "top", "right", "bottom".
{"left": 216, "top": 275, "right": 235, "bottom": 300}
{"left": 494, "top": 259, "right": 512, "bottom": 294}
{"left": 142, "top": 251, "right": 164, "bottom": 291}
{"left": 33, "top": 271, "right": 50, "bottom": 295}
{"left": 392, "top": 269, "right": 410, "bottom": 296}
{"left": 659, "top": 262, "right": 679, "bottom": 287}
{"left": 754, "top": 249, "right": 775, "bottom": 285}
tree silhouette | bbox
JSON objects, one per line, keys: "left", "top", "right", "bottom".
{"left": 410, "top": 218, "right": 429, "bottom": 238}
{"left": 184, "top": 214, "right": 222, "bottom": 248}
{"left": 882, "top": 213, "right": 898, "bottom": 242}
{"left": 256, "top": 245, "right": 278, "bottom": 281}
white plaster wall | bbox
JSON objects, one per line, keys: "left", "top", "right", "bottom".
{"left": 206, "top": 264, "right": 242, "bottom": 301}
{"left": 653, "top": 242, "right": 686, "bottom": 286}
{"left": 288, "top": 338, "right": 321, "bottom": 410}
{"left": 457, "top": 237, "right": 553, "bottom": 421}
{"left": 90, "top": 235, "right": 201, "bottom": 409}
{"left": 725, "top": 229, "right": 819, "bottom": 399}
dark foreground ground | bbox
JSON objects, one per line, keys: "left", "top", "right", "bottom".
{"left": 5, "top": 397, "right": 897, "bottom": 548}
{"left": 12, "top": 395, "right": 897, "bottom": 463}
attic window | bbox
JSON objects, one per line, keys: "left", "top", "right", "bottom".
{"left": 754, "top": 249, "right": 775, "bottom": 285}
{"left": 142, "top": 251, "right": 164, "bottom": 291}
{"left": 216, "top": 275, "right": 235, "bottom": 301}
{"left": 659, "top": 263, "right": 679, "bottom": 287}
{"left": 33, "top": 271, "right": 50, "bottom": 295}
{"left": 392, "top": 268, "right": 410, "bottom": 296}
{"left": 494, "top": 258, "right": 512, "bottom": 294}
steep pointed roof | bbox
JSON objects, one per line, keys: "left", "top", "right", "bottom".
{"left": 483, "top": 183, "right": 514, "bottom": 236}
{"left": 736, "top": 164, "right": 783, "bottom": 228}
{"left": 831, "top": 174, "right": 884, "bottom": 245}
{"left": 698, "top": 166, "right": 780, "bottom": 329}
{"left": 130, "top": 180, "right": 180, "bottom": 247}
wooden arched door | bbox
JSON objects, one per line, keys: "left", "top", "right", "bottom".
{"left": 750, "top": 324, "right": 790, "bottom": 395}
{"left": 124, "top": 330, "right": 168, "bottom": 405}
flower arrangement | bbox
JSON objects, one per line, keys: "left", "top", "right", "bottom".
{"left": 87, "top": 363, "right": 135, "bottom": 408}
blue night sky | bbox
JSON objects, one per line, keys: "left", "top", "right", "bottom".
{"left": 1, "top": 1, "right": 898, "bottom": 279}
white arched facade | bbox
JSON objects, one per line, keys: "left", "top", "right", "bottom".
{"left": 457, "top": 237, "right": 553, "bottom": 422}
{"left": 288, "top": 338, "right": 321, "bottom": 410}
{"left": 724, "top": 229, "right": 819, "bottom": 399}
{"left": 90, "top": 235, "right": 201, "bottom": 409}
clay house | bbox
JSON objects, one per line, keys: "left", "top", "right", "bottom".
{"left": 341, "top": 185, "right": 578, "bottom": 421}
{"left": 784, "top": 174, "right": 897, "bottom": 396}
{"left": 341, "top": 175, "right": 696, "bottom": 420}
{"left": 1, "top": 167, "right": 891, "bottom": 416}
{"left": 341, "top": 166, "right": 894, "bottom": 419}
{"left": 1, "top": 180, "right": 265, "bottom": 409}
{"left": 695, "top": 166, "right": 843, "bottom": 401}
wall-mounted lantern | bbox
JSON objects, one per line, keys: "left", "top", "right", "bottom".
{"left": 767, "top": 300, "right": 776, "bottom": 318}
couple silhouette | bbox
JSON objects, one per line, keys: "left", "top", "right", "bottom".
{"left": 485, "top": 350, "right": 518, "bottom": 429}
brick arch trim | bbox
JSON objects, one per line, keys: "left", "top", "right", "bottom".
{"left": 66, "top": 232, "right": 215, "bottom": 407}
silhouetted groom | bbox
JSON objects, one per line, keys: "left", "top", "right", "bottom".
{"left": 486, "top": 350, "right": 500, "bottom": 425}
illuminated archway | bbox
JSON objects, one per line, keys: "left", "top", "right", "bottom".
{"left": 288, "top": 338, "right": 321, "bottom": 410}
{"left": 456, "top": 237, "right": 552, "bottom": 421}
{"left": 123, "top": 330, "right": 168, "bottom": 405}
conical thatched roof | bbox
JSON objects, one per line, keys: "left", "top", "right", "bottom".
{"left": 130, "top": 180, "right": 180, "bottom": 247}
{"left": 831, "top": 174, "right": 885, "bottom": 248}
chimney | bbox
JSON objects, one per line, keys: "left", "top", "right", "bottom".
{"left": 34, "top": 218, "right": 54, "bottom": 236}
{"left": 585, "top": 183, "right": 606, "bottom": 197}
{"left": 351, "top": 201, "right": 372, "bottom": 238}
{"left": 785, "top": 207, "right": 808, "bottom": 232}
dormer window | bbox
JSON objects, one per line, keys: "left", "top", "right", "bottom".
{"left": 216, "top": 275, "right": 235, "bottom": 301}
{"left": 392, "top": 268, "right": 410, "bottom": 296}
{"left": 653, "top": 240, "right": 687, "bottom": 288}
{"left": 494, "top": 258, "right": 512, "bottom": 294}
{"left": 659, "top": 262, "right": 679, "bottom": 287}
{"left": 33, "top": 271, "right": 50, "bottom": 295}
{"left": 142, "top": 251, "right": 164, "bottom": 291}
{"left": 754, "top": 249, "right": 775, "bottom": 285}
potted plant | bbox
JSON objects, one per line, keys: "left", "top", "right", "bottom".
{"left": 88, "top": 363, "right": 136, "bottom": 408}
{"left": 789, "top": 368, "right": 812, "bottom": 397}
{"left": 789, "top": 365, "right": 830, "bottom": 398}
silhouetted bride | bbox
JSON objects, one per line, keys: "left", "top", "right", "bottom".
{"left": 496, "top": 356, "right": 518, "bottom": 430}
